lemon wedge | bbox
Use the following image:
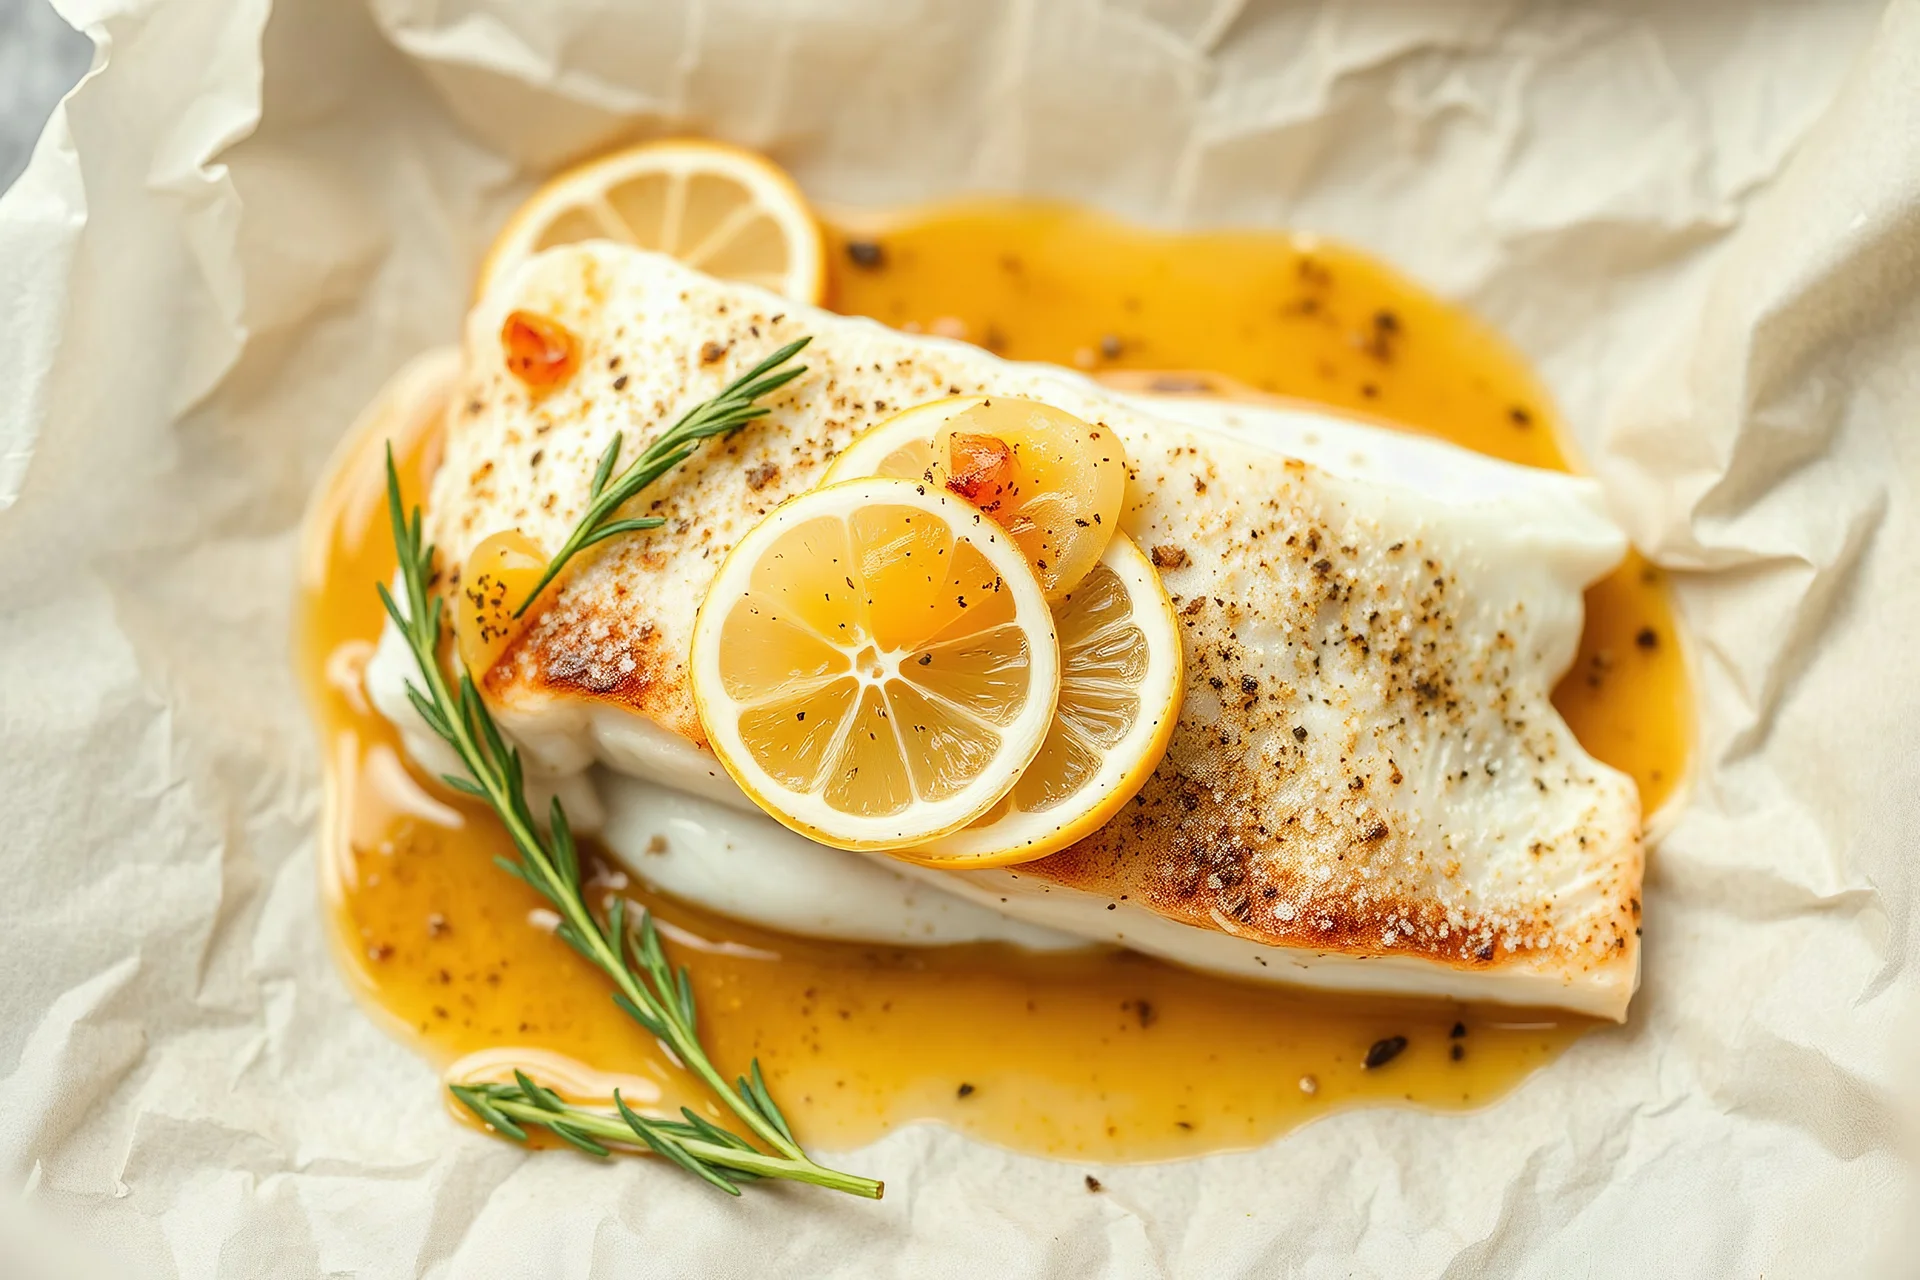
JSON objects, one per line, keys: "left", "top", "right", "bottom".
{"left": 479, "top": 138, "right": 825, "bottom": 303}
{"left": 824, "top": 396, "right": 1128, "bottom": 600}
{"left": 690, "top": 477, "right": 1062, "bottom": 851}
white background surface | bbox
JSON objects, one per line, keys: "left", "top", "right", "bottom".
{"left": 1, "top": 1, "right": 1917, "bottom": 1276}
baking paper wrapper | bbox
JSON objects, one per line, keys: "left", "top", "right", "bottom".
{"left": 2, "top": 0, "right": 1917, "bottom": 1275}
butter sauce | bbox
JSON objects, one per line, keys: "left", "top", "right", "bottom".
{"left": 297, "top": 201, "right": 1690, "bottom": 1163}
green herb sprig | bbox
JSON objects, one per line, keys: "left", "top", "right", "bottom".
{"left": 378, "top": 446, "right": 878, "bottom": 1199}
{"left": 452, "top": 1073, "right": 837, "bottom": 1190}
{"left": 513, "top": 337, "right": 811, "bottom": 616}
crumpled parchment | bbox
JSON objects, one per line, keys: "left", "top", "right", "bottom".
{"left": 3, "top": 1, "right": 1917, "bottom": 1275}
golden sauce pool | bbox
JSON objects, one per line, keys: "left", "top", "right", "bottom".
{"left": 298, "top": 201, "right": 1692, "bottom": 1164}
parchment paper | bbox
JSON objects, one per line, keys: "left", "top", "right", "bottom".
{"left": 3, "top": 1, "right": 1917, "bottom": 1276}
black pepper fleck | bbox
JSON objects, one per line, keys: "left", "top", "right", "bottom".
{"left": 1364, "top": 1035, "right": 1409, "bottom": 1069}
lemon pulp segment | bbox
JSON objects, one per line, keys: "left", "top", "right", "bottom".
{"left": 1010, "top": 556, "right": 1148, "bottom": 808}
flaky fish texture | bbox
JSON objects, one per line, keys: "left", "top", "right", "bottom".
{"left": 413, "top": 244, "right": 1643, "bottom": 1018}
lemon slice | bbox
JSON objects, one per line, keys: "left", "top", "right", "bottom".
{"left": 824, "top": 395, "right": 983, "bottom": 482}
{"left": 454, "top": 529, "right": 550, "bottom": 675}
{"left": 478, "top": 138, "right": 826, "bottom": 303}
{"left": 824, "top": 396, "right": 1127, "bottom": 600}
{"left": 826, "top": 412, "right": 1180, "bottom": 866}
{"left": 899, "top": 532, "right": 1181, "bottom": 866}
{"left": 690, "top": 477, "right": 1062, "bottom": 851}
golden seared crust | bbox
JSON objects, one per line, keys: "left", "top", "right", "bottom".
{"left": 428, "top": 244, "right": 1643, "bottom": 1009}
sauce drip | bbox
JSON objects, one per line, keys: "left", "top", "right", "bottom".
{"left": 298, "top": 201, "right": 1691, "bottom": 1163}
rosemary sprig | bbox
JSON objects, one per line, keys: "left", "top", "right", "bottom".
{"left": 513, "top": 336, "right": 811, "bottom": 616}
{"left": 452, "top": 1074, "right": 851, "bottom": 1193}
{"left": 377, "top": 448, "right": 879, "bottom": 1199}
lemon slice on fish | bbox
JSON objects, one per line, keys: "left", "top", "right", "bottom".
{"left": 824, "top": 395, "right": 1128, "bottom": 600}
{"left": 690, "top": 477, "right": 1061, "bottom": 852}
{"left": 478, "top": 138, "right": 825, "bottom": 303}
{"left": 827, "top": 407, "right": 1181, "bottom": 866}
{"left": 823, "top": 396, "right": 982, "bottom": 482}
{"left": 895, "top": 533, "right": 1182, "bottom": 867}
{"left": 453, "top": 529, "right": 550, "bottom": 675}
